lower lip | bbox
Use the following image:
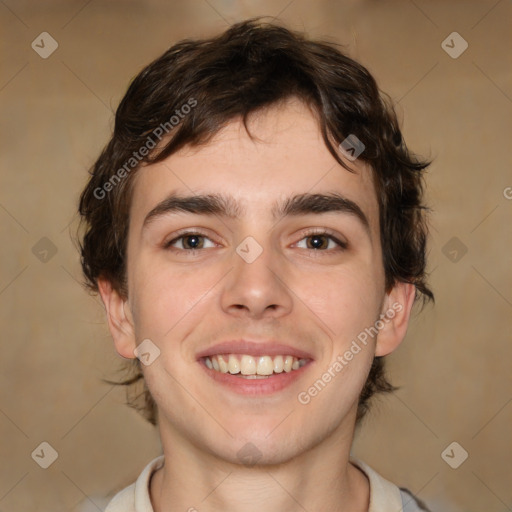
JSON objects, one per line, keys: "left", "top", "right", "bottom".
{"left": 199, "top": 360, "right": 312, "bottom": 395}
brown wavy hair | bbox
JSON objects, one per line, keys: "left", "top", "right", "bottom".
{"left": 78, "top": 18, "right": 433, "bottom": 426}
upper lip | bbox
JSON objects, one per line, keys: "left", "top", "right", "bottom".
{"left": 196, "top": 340, "right": 314, "bottom": 360}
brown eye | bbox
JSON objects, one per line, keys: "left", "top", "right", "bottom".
{"left": 306, "top": 234, "right": 330, "bottom": 250}
{"left": 165, "top": 232, "right": 215, "bottom": 250}
{"left": 182, "top": 235, "right": 204, "bottom": 249}
{"left": 295, "top": 231, "right": 347, "bottom": 251}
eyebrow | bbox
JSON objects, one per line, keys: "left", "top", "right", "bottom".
{"left": 142, "top": 192, "right": 370, "bottom": 233}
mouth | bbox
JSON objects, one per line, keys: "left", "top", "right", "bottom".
{"left": 203, "top": 354, "right": 309, "bottom": 378}
{"left": 196, "top": 341, "right": 314, "bottom": 395}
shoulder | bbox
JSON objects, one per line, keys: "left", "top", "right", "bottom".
{"left": 104, "top": 455, "right": 165, "bottom": 512}
{"left": 399, "top": 487, "right": 432, "bottom": 511}
{"left": 350, "top": 458, "right": 431, "bottom": 512}
{"left": 104, "top": 483, "right": 136, "bottom": 512}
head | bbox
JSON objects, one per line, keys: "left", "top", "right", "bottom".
{"left": 78, "top": 18, "right": 432, "bottom": 463}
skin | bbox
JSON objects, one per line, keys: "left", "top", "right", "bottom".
{"left": 98, "top": 98, "right": 415, "bottom": 512}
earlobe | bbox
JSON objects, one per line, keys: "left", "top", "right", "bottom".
{"left": 375, "top": 282, "right": 416, "bottom": 357}
{"left": 97, "top": 278, "right": 137, "bottom": 359}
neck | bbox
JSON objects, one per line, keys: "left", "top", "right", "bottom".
{"left": 150, "top": 419, "right": 369, "bottom": 512}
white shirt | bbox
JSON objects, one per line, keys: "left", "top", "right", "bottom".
{"left": 104, "top": 455, "right": 424, "bottom": 512}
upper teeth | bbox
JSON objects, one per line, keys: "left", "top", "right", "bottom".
{"left": 204, "top": 354, "right": 307, "bottom": 375}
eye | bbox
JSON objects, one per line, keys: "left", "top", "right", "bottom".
{"left": 295, "top": 231, "right": 347, "bottom": 251}
{"left": 165, "top": 232, "right": 216, "bottom": 250}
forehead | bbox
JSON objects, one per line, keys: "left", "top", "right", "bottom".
{"left": 129, "top": 99, "right": 379, "bottom": 228}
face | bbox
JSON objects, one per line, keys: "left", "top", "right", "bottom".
{"left": 101, "top": 98, "right": 413, "bottom": 466}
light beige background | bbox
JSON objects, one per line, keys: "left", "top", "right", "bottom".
{"left": 1, "top": 1, "right": 511, "bottom": 511}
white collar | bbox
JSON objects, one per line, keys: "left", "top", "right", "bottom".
{"left": 106, "top": 455, "right": 403, "bottom": 512}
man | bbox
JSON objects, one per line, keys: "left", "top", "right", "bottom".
{"left": 78, "top": 18, "right": 432, "bottom": 512}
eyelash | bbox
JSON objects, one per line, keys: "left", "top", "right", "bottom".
{"left": 163, "top": 229, "right": 348, "bottom": 253}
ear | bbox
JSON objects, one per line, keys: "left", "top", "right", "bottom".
{"left": 97, "top": 278, "right": 137, "bottom": 359}
{"left": 375, "top": 282, "right": 416, "bottom": 357}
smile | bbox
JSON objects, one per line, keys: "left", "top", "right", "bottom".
{"left": 200, "top": 354, "right": 313, "bottom": 395}
{"left": 204, "top": 354, "right": 309, "bottom": 378}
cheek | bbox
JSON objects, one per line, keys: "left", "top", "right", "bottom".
{"left": 129, "top": 258, "right": 216, "bottom": 339}
{"left": 299, "top": 264, "right": 383, "bottom": 343}
{"left": 131, "top": 258, "right": 231, "bottom": 347}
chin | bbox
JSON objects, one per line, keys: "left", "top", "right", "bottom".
{"left": 203, "top": 423, "right": 314, "bottom": 468}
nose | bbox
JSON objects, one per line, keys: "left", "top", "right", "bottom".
{"left": 219, "top": 242, "right": 293, "bottom": 320}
